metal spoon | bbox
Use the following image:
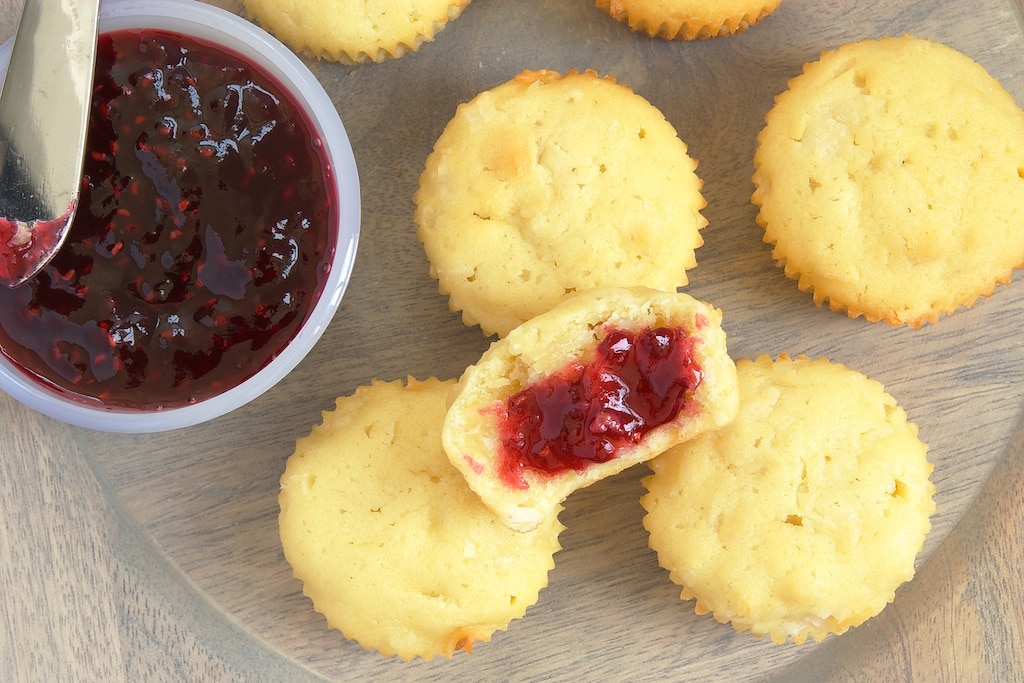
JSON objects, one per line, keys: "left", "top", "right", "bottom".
{"left": 0, "top": 0, "right": 99, "bottom": 287}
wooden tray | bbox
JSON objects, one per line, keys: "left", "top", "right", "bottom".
{"left": 3, "top": 0, "right": 1023, "bottom": 679}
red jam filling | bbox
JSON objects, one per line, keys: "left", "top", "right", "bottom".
{"left": 0, "top": 30, "right": 335, "bottom": 410}
{"left": 497, "top": 326, "right": 703, "bottom": 489}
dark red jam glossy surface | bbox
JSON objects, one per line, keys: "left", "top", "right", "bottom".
{"left": 0, "top": 30, "right": 335, "bottom": 410}
{"left": 497, "top": 326, "right": 703, "bottom": 489}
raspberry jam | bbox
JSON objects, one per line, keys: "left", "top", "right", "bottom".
{"left": 497, "top": 326, "right": 703, "bottom": 488}
{"left": 0, "top": 30, "right": 335, "bottom": 410}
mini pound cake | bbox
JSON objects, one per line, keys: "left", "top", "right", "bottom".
{"left": 752, "top": 35, "right": 1024, "bottom": 327}
{"left": 596, "top": 0, "right": 782, "bottom": 40}
{"left": 242, "top": 0, "right": 471, "bottom": 64}
{"left": 443, "top": 286, "right": 738, "bottom": 532}
{"left": 278, "top": 377, "right": 563, "bottom": 660}
{"left": 642, "top": 355, "right": 935, "bottom": 644}
{"left": 415, "top": 69, "right": 707, "bottom": 338}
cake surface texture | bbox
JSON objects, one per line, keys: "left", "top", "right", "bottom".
{"left": 752, "top": 35, "right": 1024, "bottom": 327}
{"left": 415, "top": 69, "right": 706, "bottom": 338}
{"left": 278, "top": 377, "right": 563, "bottom": 660}
{"left": 642, "top": 355, "right": 936, "bottom": 644}
{"left": 443, "top": 286, "right": 738, "bottom": 532}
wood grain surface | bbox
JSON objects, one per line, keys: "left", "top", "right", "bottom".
{"left": 1, "top": 0, "right": 1023, "bottom": 680}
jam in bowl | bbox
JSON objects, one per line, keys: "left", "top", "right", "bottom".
{"left": 0, "top": 0, "right": 360, "bottom": 433}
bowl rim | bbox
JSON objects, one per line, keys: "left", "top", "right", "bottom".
{"left": 0, "top": 0, "right": 360, "bottom": 433}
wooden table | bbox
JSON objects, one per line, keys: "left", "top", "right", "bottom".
{"left": 2, "top": 0, "right": 1023, "bottom": 680}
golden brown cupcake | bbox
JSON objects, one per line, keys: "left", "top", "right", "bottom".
{"left": 279, "top": 377, "right": 563, "bottom": 660}
{"left": 443, "top": 287, "right": 738, "bottom": 532}
{"left": 415, "top": 69, "right": 706, "bottom": 338}
{"left": 752, "top": 35, "right": 1024, "bottom": 327}
{"left": 643, "top": 355, "right": 936, "bottom": 644}
{"left": 596, "top": 0, "right": 782, "bottom": 40}
{"left": 242, "top": 0, "right": 471, "bottom": 64}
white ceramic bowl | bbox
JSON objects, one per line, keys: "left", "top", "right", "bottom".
{"left": 0, "top": 0, "right": 360, "bottom": 433}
